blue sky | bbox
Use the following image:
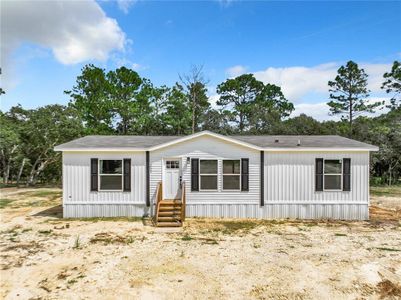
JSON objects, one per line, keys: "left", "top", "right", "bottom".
{"left": 1, "top": 0, "right": 400, "bottom": 120}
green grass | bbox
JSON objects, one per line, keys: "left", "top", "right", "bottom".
{"left": 38, "top": 229, "right": 53, "bottom": 235}
{"left": 374, "top": 247, "right": 401, "bottom": 252}
{"left": 181, "top": 234, "right": 193, "bottom": 241}
{"left": 0, "top": 199, "right": 13, "bottom": 209}
{"left": 370, "top": 185, "right": 401, "bottom": 197}
{"left": 335, "top": 233, "right": 347, "bottom": 237}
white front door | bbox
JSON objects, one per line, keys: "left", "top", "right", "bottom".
{"left": 163, "top": 159, "right": 181, "bottom": 199}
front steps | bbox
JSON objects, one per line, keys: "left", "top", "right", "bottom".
{"left": 155, "top": 200, "right": 182, "bottom": 227}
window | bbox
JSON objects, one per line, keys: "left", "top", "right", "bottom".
{"left": 324, "top": 159, "right": 342, "bottom": 190}
{"left": 199, "top": 160, "right": 218, "bottom": 190}
{"left": 99, "top": 160, "right": 123, "bottom": 191}
{"left": 166, "top": 160, "right": 180, "bottom": 169}
{"left": 223, "top": 160, "right": 240, "bottom": 190}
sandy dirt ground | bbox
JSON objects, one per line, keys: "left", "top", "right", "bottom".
{"left": 0, "top": 188, "right": 400, "bottom": 300}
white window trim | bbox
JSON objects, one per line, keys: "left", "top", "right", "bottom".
{"left": 222, "top": 159, "right": 241, "bottom": 191}
{"left": 323, "top": 158, "right": 342, "bottom": 191}
{"left": 199, "top": 159, "right": 218, "bottom": 191}
{"left": 98, "top": 159, "right": 124, "bottom": 192}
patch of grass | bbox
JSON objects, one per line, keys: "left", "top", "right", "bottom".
{"left": 22, "top": 228, "right": 32, "bottom": 233}
{"left": 0, "top": 199, "right": 13, "bottom": 208}
{"left": 370, "top": 185, "right": 401, "bottom": 197}
{"left": 374, "top": 247, "right": 401, "bottom": 252}
{"left": 204, "top": 220, "right": 262, "bottom": 235}
{"left": 335, "top": 233, "right": 347, "bottom": 236}
{"left": 38, "top": 229, "right": 53, "bottom": 235}
{"left": 181, "top": 234, "right": 193, "bottom": 241}
{"left": 89, "top": 232, "right": 135, "bottom": 245}
{"left": 26, "top": 190, "right": 61, "bottom": 198}
{"left": 67, "top": 279, "right": 77, "bottom": 285}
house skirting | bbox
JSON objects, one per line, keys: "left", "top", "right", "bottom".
{"left": 185, "top": 203, "right": 369, "bottom": 220}
{"left": 63, "top": 203, "right": 368, "bottom": 220}
{"left": 63, "top": 204, "right": 148, "bottom": 218}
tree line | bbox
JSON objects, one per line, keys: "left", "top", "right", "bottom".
{"left": 0, "top": 60, "right": 400, "bottom": 186}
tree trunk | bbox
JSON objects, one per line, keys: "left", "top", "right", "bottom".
{"left": 239, "top": 112, "right": 244, "bottom": 133}
{"left": 349, "top": 98, "right": 353, "bottom": 138}
{"left": 16, "top": 158, "right": 26, "bottom": 188}
{"left": 1, "top": 149, "right": 7, "bottom": 184}
{"left": 192, "top": 92, "right": 196, "bottom": 134}
{"left": 5, "top": 163, "right": 10, "bottom": 185}
{"left": 26, "top": 157, "right": 41, "bottom": 187}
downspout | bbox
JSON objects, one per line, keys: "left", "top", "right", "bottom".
{"left": 146, "top": 151, "right": 150, "bottom": 207}
{"left": 260, "top": 151, "right": 264, "bottom": 207}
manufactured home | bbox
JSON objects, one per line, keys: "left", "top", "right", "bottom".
{"left": 54, "top": 131, "right": 378, "bottom": 226}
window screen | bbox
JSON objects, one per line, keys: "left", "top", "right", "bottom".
{"left": 324, "top": 159, "right": 342, "bottom": 190}
{"left": 99, "top": 160, "right": 123, "bottom": 190}
{"left": 223, "top": 160, "right": 240, "bottom": 190}
{"left": 199, "top": 160, "right": 218, "bottom": 190}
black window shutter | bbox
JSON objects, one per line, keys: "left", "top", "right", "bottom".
{"left": 343, "top": 158, "right": 351, "bottom": 191}
{"left": 90, "top": 158, "right": 98, "bottom": 192}
{"left": 315, "top": 158, "right": 323, "bottom": 191}
{"left": 123, "top": 158, "right": 131, "bottom": 192}
{"left": 241, "top": 158, "right": 249, "bottom": 191}
{"left": 191, "top": 158, "right": 199, "bottom": 191}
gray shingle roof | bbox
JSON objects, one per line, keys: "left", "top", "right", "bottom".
{"left": 54, "top": 132, "right": 378, "bottom": 151}
{"left": 55, "top": 135, "right": 181, "bottom": 149}
{"left": 231, "top": 135, "right": 376, "bottom": 148}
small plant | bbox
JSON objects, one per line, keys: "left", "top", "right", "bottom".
{"left": 73, "top": 235, "right": 81, "bottom": 249}
{"left": 374, "top": 247, "right": 401, "bottom": 252}
{"left": 125, "top": 236, "right": 135, "bottom": 244}
{"left": 38, "top": 229, "right": 52, "bottom": 235}
{"left": 67, "top": 279, "right": 77, "bottom": 285}
{"left": 335, "top": 233, "right": 347, "bottom": 237}
{"left": 181, "top": 234, "right": 193, "bottom": 241}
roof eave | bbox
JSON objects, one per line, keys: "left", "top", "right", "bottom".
{"left": 54, "top": 147, "right": 148, "bottom": 152}
{"left": 148, "top": 130, "right": 263, "bottom": 151}
{"left": 263, "top": 147, "right": 379, "bottom": 151}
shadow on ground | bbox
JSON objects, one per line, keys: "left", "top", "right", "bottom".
{"left": 34, "top": 205, "right": 63, "bottom": 218}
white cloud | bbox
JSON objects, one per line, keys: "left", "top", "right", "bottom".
{"left": 116, "top": 0, "right": 137, "bottom": 14}
{"left": 253, "top": 62, "right": 391, "bottom": 102}
{"left": 291, "top": 102, "right": 337, "bottom": 121}
{"left": 1, "top": 0, "right": 126, "bottom": 89}
{"left": 291, "top": 97, "right": 390, "bottom": 121}
{"left": 208, "top": 94, "right": 220, "bottom": 108}
{"left": 226, "top": 65, "right": 248, "bottom": 78}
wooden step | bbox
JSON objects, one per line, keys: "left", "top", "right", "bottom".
{"left": 160, "top": 200, "right": 182, "bottom": 205}
{"left": 159, "top": 206, "right": 181, "bottom": 211}
{"left": 157, "top": 216, "right": 181, "bottom": 222}
{"left": 158, "top": 211, "right": 181, "bottom": 217}
{"left": 156, "top": 221, "right": 182, "bottom": 227}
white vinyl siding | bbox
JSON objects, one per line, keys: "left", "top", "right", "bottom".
{"left": 264, "top": 152, "right": 369, "bottom": 203}
{"left": 150, "top": 135, "right": 259, "bottom": 205}
{"left": 63, "top": 152, "right": 146, "bottom": 204}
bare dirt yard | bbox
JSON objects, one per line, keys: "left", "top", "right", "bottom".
{"left": 0, "top": 187, "right": 400, "bottom": 300}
